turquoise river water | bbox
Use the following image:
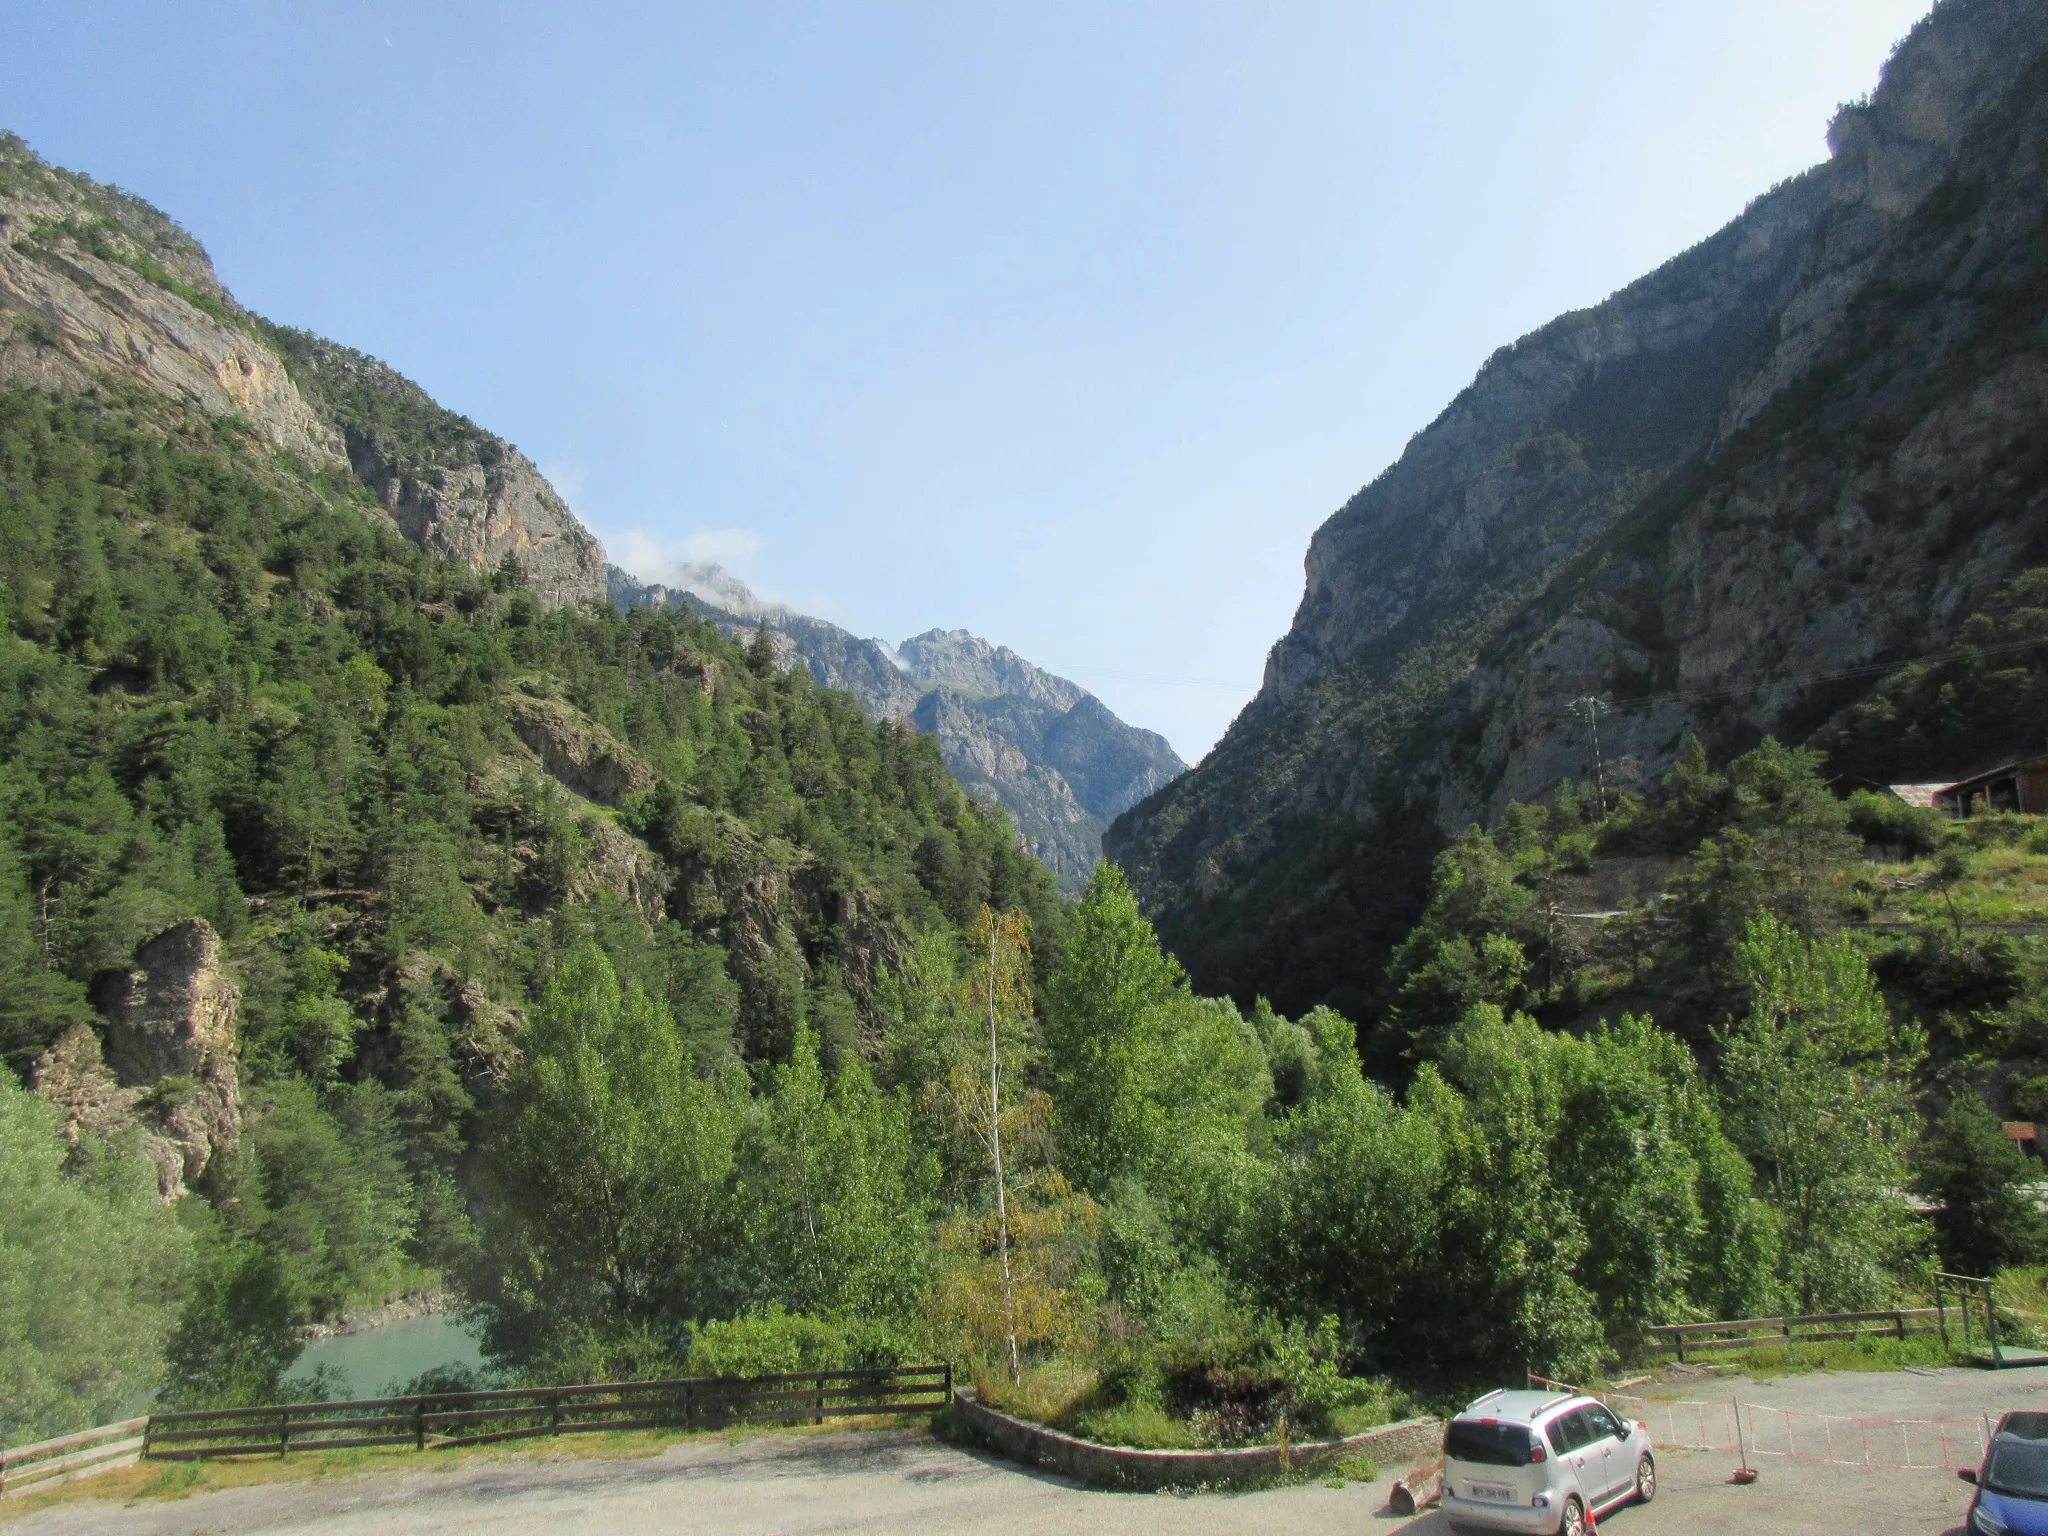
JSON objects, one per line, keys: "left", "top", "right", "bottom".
{"left": 291, "top": 1313, "right": 485, "bottom": 1400}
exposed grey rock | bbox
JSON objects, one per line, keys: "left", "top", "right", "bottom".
{"left": 612, "top": 565, "right": 1186, "bottom": 892}
{"left": 500, "top": 686, "right": 657, "bottom": 807}
{"left": 35, "top": 919, "right": 244, "bottom": 1199}
{"left": 911, "top": 686, "right": 1102, "bottom": 888}
{"left": 1109, "top": 0, "right": 2048, "bottom": 1015}
{"left": 898, "top": 629, "right": 1085, "bottom": 711}
{"left": 0, "top": 134, "right": 343, "bottom": 468}
{"left": 271, "top": 330, "right": 608, "bottom": 609}
{"left": 0, "top": 134, "right": 607, "bottom": 609}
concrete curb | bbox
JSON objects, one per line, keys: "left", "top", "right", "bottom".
{"left": 945, "top": 1388, "right": 1442, "bottom": 1491}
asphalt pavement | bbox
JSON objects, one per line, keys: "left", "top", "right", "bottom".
{"left": 13, "top": 1364, "right": 2048, "bottom": 1535}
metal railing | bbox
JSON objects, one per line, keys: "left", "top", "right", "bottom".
{"left": 142, "top": 1364, "right": 953, "bottom": 1461}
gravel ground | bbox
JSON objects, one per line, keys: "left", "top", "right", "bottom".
{"left": 15, "top": 1366, "right": 2048, "bottom": 1536}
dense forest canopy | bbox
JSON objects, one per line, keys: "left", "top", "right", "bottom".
{"left": 6, "top": 389, "right": 2048, "bottom": 1452}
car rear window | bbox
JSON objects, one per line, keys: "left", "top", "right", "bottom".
{"left": 1447, "top": 1419, "right": 1537, "bottom": 1467}
{"left": 1988, "top": 1437, "right": 2048, "bottom": 1499}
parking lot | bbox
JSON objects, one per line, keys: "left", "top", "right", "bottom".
{"left": 8, "top": 1366, "right": 2041, "bottom": 1535}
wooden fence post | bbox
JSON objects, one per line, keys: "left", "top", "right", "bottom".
{"left": 550, "top": 1389, "right": 562, "bottom": 1437}
{"left": 279, "top": 1407, "right": 291, "bottom": 1457}
{"left": 415, "top": 1396, "right": 427, "bottom": 1451}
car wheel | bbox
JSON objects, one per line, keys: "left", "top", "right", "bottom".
{"left": 1559, "top": 1496, "right": 1587, "bottom": 1536}
{"left": 1636, "top": 1452, "right": 1656, "bottom": 1503}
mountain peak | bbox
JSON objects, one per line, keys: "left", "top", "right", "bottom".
{"left": 0, "top": 134, "right": 607, "bottom": 609}
{"left": 609, "top": 569, "right": 1184, "bottom": 890}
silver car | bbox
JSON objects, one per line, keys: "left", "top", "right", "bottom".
{"left": 1441, "top": 1388, "right": 1656, "bottom": 1535}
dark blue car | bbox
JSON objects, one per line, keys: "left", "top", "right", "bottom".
{"left": 1960, "top": 1412, "right": 2048, "bottom": 1535}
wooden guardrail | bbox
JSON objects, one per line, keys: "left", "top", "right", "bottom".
{"left": 0, "top": 1418, "right": 148, "bottom": 1497}
{"left": 143, "top": 1364, "right": 952, "bottom": 1461}
{"left": 1647, "top": 1308, "right": 1942, "bottom": 1361}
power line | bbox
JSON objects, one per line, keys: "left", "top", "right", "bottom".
{"left": 1573, "top": 632, "right": 2048, "bottom": 717}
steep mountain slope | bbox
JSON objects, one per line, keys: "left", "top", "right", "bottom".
{"left": 0, "top": 134, "right": 606, "bottom": 608}
{"left": 0, "top": 125, "right": 1176, "bottom": 895}
{"left": 612, "top": 567, "right": 1184, "bottom": 889}
{"left": 1109, "top": 0, "right": 2048, "bottom": 1019}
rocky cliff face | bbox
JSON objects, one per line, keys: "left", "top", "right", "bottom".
{"left": 1109, "top": 0, "right": 2048, "bottom": 1018}
{"left": 33, "top": 918, "right": 242, "bottom": 1199}
{"left": 269, "top": 330, "right": 608, "bottom": 608}
{"left": 0, "top": 134, "right": 343, "bottom": 467}
{"left": 0, "top": 134, "right": 606, "bottom": 608}
{"left": 612, "top": 568, "right": 1185, "bottom": 890}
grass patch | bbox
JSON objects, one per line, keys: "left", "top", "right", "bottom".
{"left": 1995, "top": 1266, "right": 2048, "bottom": 1333}
{"left": 973, "top": 1360, "right": 1100, "bottom": 1426}
{"left": 1070, "top": 1399, "right": 1199, "bottom": 1450}
{"left": 1669, "top": 1331, "right": 1960, "bottom": 1379}
{"left": 1324, "top": 1402, "right": 1391, "bottom": 1436}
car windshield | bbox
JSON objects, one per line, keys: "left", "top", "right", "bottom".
{"left": 1448, "top": 1420, "right": 1536, "bottom": 1467}
{"left": 1987, "top": 1438, "right": 2048, "bottom": 1499}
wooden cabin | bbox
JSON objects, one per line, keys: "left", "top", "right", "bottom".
{"left": 1934, "top": 755, "right": 2048, "bottom": 816}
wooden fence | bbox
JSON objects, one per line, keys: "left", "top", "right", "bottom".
{"left": 0, "top": 1419, "right": 148, "bottom": 1497}
{"left": 143, "top": 1364, "right": 953, "bottom": 1461}
{"left": 1647, "top": 1309, "right": 1942, "bottom": 1361}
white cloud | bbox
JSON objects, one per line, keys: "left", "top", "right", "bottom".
{"left": 609, "top": 527, "right": 760, "bottom": 580}
{"left": 606, "top": 526, "right": 786, "bottom": 615}
{"left": 678, "top": 528, "right": 765, "bottom": 567}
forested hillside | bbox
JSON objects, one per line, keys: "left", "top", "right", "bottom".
{"left": 2, "top": 368, "right": 2034, "bottom": 1446}
{"left": 12, "top": 5, "right": 2048, "bottom": 1463}
{"left": 0, "top": 381, "right": 1061, "bottom": 1432}
{"left": 611, "top": 566, "right": 1185, "bottom": 892}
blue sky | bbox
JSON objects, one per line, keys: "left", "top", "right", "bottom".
{"left": 9, "top": 1, "right": 1928, "bottom": 760}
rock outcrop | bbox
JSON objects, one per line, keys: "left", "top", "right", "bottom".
{"left": 613, "top": 568, "right": 1186, "bottom": 891}
{"left": 501, "top": 687, "right": 657, "bottom": 807}
{"left": 0, "top": 134, "right": 607, "bottom": 608}
{"left": 270, "top": 330, "right": 608, "bottom": 609}
{"left": 0, "top": 134, "right": 343, "bottom": 467}
{"left": 33, "top": 918, "right": 242, "bottom": 1199}
{"left": 1108, "top": 0, "right": 2048, "bottom": 1017}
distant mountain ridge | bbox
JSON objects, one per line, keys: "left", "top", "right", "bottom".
{"left": 610, "top": 565, "right": 1184, "bottom": 890}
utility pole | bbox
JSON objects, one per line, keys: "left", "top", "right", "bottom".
{"left": 1567, "top": 696, "right": 1609, "bottom": 818}
{"left": 988, "top": 917, "right": 1019, "bottom": 1385}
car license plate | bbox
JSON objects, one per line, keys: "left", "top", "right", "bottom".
{"left": 1473, "top": 1483, "right": 1514, "bottom": 1502}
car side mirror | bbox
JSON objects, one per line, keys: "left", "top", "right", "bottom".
{"left": 1959, "top": 1468, "right": 1978, "bottom": 1484}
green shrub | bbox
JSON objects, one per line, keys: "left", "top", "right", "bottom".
{"left": 687, "top": 1307, "right": 848, "bottom": 1377}
{"left": 1845, "top": 791, "right": 1946, "bottom": 855}
{"left": 684, "top": 1305, "right": 910, "bottom": 1379}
